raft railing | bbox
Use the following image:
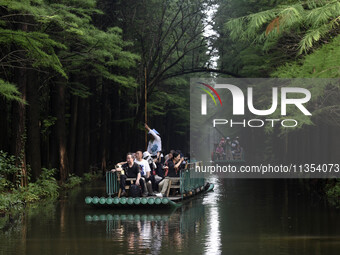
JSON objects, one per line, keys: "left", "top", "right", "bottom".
{"left": 106, "top": 171, "right": 119, "bottom": 197}
{"left": 180, "top": 161, "right": 205, "bottom": 199}
{"left": 105, "top": 161, "right": 206, "bottom": 199}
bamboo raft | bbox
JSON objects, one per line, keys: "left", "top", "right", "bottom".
{"left": 85, "top": 161, "right": 214, "bottom": 208}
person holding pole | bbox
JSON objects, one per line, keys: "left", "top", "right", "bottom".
{"left": 145, "top": 123, "right": 162, "bottom": 157}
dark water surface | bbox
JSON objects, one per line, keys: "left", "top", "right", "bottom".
{"left": 1, "top": 178, "right": 340, "bottom": 255}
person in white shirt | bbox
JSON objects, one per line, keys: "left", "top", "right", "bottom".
{"left": 135, "top": 150, "right": 153, "bottom": 195}
{"left": 145, "top": 123, "right": 162, "bottom": 157}
{"left": 135, "top": 150, "right": 151, "bottom": 177}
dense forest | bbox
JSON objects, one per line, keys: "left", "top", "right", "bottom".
{"left": 0, "top": 0, "right": 339, "bottom": 199}
{"left": 213, "top": 0, "right": 340, "bottom": 165}
{"left": 0, "top": 0, "right": 215, "bottom": 185}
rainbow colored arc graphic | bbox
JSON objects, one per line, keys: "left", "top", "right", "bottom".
{"left": 197, "top": 82, "right": 222, "bottom": 106}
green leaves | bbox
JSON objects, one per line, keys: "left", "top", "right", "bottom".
{"left": 0, "top": 150, "right": 20, "bottom": 178}
{"left": 273, "top": 35, "right": 340, "bottom": 78}
{"left": 272, "top": 36, "right": 340, "bottom": 129}
{"left": 225, "top": 0, "right": 340, "bottom": 55}
{"left": 0, "top": 28, "right": 67, "bottom": 76}
{"left": 0, "top": 0, "right": 139, "bottom": 100}
{"left": 299, "top": 26, "right": 326, "bottom": 54}
{"left": 0, "top": 79, "right": 24, "bottom": 102}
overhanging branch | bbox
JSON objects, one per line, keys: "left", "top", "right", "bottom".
{"left": 160, "top": 67, "right": 242, "bottom": 81}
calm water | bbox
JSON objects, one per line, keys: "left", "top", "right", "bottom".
{"left": 1, "top": 178, "right": 340, "bottom": 255}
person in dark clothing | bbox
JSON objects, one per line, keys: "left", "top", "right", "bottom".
{"left": 154, "top": 151, "right": 165, "bottom": 176}
{"left": 167, "top": 159, "right": 179, "bottom": 177}
{"left": 165, "top": 150, "right": 175, "bottom": 163}
{"left": 151, "top": 151, "right": 166, "bottom": 191}
{"left": 166, "top": 151, "right": 183, "bottom": 177}
{"left": 157, "top": 151, "right": 184, "bottom": 197}
{"left": 113, "top": 152, "right": 145, "bottom": 197}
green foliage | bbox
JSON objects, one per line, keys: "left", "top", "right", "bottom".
{"left": 41, "top": 116, "right": 57, "bottom": 136}
{"left": 0, "top": 150, "right": 28, "bottom": 189}
{"left": 0, "top": 168, "right": 59, "bottom": 212}
{"left": 215, "top": 0, "right": 340, "bottom": 172}
{"left": 272, "top": 35, "right": 340, "bottom": 128}
{"left": 225, "top": 0, "right": 340, "bottom": 54}
{"left": 0, "top": 150, "right": 20, "bottom": 179}
{"left": 273, "top": 35, "right": 340, "bottom": 78}
{"left": 83, "top": 172, "right": 101, "bottom": 182}
{"left": 0, "top": 192, "right": 24, "bottom": 213}
{"left": 0, "top": 0, "right": 139, "bottom": 100}
{"left": 0, "top": 29, "right": 66, "bottom": 75}
{"left": 17, "top": 168, "right": 59, "bottom": 202}
{"left": 0, "top": 151, "right": 20, "bottom": 191}
{"left": 0, "top": 79, "right": 24, "bottom": 103}
{"left": 0, "top": 177, "right": 11, "bottom": 193}
{"left": 0, "top": 166, "right": 100, "bottom": 213}
{"left": 214, "top": 0, "right": 283, "bottom": 77}
{"left": 62, "top": 174, "right": 82, "bottom": 189}
{"left": 325, "top": 179, "right": 340, "bottom": 208}
{"left": 216, "top": 0, "right": 340, "bottom": 131}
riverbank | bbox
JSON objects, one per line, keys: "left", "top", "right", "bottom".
{"left": 0, "top": 168, "right": 101, "bottom": 215}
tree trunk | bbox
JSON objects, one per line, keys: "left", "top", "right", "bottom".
{"left": 75, "top": 98, "right": 85, "bottom": 176}
{"left": 49, "top": 85, "right": 59, "bottom": 169}
{"left": 83, "top": 97, "right": 90, "bottom": 173}
{"left": 89, "top": 80, "right": 99, "bottom": 166}
{"left": 0, "top": 96, "right": 9, "bottom": 151}
{"left": 131, "top": 100, "right": 144, "bottom": 149}
{"left": 10, "top": 22, "right": 29, "bottom": 187}
{"left": 55, "top": 81, "right": 70, "bottom": 182}
{"left": 68, "top": 94, "right": 78, "bottom": 173}
{"left": 109, "top": 82, "right": 121, "bottom": 160}
{"left": 26, "top": 70, "right": 42, "bottom": 181}
{"left": 11, "top": 67, "right": 28, "bottom": 187}
{"left": 100, "top": 81, "right": 110, "bottom": 172}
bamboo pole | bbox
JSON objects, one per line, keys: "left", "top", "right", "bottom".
{"left": 145, "top": 67, "right": 147, "bottom": 150}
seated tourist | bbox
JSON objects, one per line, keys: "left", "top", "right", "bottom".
{"left": 215, "top": 142, "right": 225, "bottom": 160}
{"left": 135, "top": 150, "right": 152, "bottom": 196}
{"left": 112, "top": 152, "right": 145, "bottom": 197}
{"left": 164, "top": 150, "right": 175, "bottom": 163}
{"left": 157, "top": 151, "right": 184, "bottom": 197}
{"left": 153, "top": 151, "right": 166, "bottom": 191}
{"left": 142, "top": 150, "right": 164, "bottom": 194}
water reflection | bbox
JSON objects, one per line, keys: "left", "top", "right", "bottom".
{"left": 82, "top": 177, "right": 222, "bottom": 254}
{"left": 1, "top": 179, "right": 340, "bottom": 255}
{"left": 203, "top": 176, "right": 221, "bottom": 254}
{"left": 84, "top": 198, "right": 210, "bottom": 255}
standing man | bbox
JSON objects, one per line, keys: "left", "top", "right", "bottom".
{"left": 145, "top": 123, "right": 162, "bottom": 157}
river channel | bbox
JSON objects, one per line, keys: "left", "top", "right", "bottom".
{"left": 1, "top": 178, "right": 340, "bottom": 255}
